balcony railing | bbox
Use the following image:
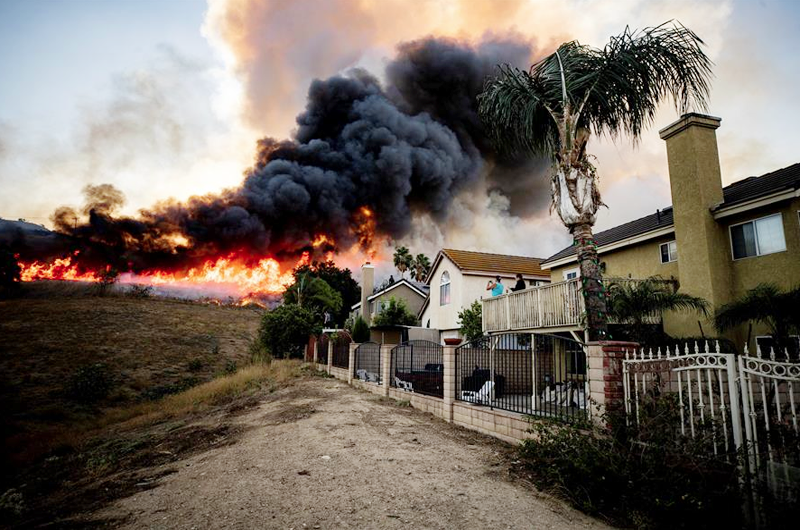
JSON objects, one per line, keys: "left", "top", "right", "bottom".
{"left": 482, "top": 278, "right": 673, "bottom": 333}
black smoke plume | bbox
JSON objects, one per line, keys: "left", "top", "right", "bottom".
{"left": 19, "top": 36, "right": 551, "bottom": 272}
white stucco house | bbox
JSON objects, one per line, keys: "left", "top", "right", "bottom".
{"left": 418, "top": 249, "right": 550, "bottom": 342}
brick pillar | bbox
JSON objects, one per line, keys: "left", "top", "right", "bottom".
{"left": 587, "top": 341, "right": 638, "bottom": 420}
{"left": 312, "top": 339, "right": 318, "bottom": 365}
{"left": 380, "top": 344, "right": 394, "bottom": 396}
{"left": 326, "top": 340, "right": 333, "bottom": 374}
{"left": 348, "top": 342, "right": 358, "bottom": 384}
{"left": 442, "top": 345, "right": 456, "bottom": 422}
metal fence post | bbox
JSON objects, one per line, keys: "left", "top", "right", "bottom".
{"left": 443, "top": 345, "right": 456, "bottom": 422}
{"left": 348, "top": 342, "right": 358, "bottom": 384}
{"left": 380, "top": 344, "right": 393, "bottom": 396}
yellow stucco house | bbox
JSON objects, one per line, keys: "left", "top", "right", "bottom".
{"left": 485, "top": 113, "right": 800, "bottom": 352}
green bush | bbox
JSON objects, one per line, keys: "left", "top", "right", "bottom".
{"left": 372, "top": 297, "right": 417, "bottom": 327}
{"left": 67, "top": 363, "right": 113, "bottom": 403}
{"left": 458, "top": 300, "right": 483, "bottom": 342}
{"left": 351, "top": 316, "right": 371, "bottom": 343}
{"left": 518, "top": 396, "right": 742, "bottom": 529}
{"left": 259, "top": 304, "right": 319, "bottom": 359}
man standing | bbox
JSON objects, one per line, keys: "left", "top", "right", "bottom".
{"left": 486, "top": 276, "right": 504, "bottom": 296}
{"left": 511, "top": 273, "right": 527, "bottom": 292}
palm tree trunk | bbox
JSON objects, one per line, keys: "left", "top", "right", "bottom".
{"left": 571, "top": 223, "right": 608, "bottom": 341}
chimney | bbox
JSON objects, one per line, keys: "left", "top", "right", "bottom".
{"left": 659, "top": 113, "right": 732, "bottom": 327}
{"left": 360, "top": 262, "right": 375, "bottom": 325}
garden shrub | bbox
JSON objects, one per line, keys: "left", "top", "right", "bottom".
{"left": 259, "top": 304, "right": 319, "bottom": 359}
{"left": 518, "top": 395, "right": 742, "bottom": 529}
{"left": 67, "top": 363, "right": 113, "bottom": 403}
{"left": 351, "top": 316, "right": 370, "bottom": 343}
{"left": 126, "top": 284, "right": 153, "bottom": 298}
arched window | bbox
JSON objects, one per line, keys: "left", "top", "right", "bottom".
{"left": 439, "top": 271, "right": 451, "bottom": 306}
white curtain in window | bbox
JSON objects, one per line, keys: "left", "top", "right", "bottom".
{"left": 755, "top": 215, "right": 786, "bottom": 255}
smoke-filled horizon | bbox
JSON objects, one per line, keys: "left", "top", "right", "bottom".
{"left": 10, "top": 36, "right": 552, "bottom": 273}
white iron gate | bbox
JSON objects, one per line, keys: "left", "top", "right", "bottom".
{"left": 623, "top": 341, "right": 800, "bottom": 474}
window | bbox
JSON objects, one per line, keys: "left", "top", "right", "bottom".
{"left": 660, "top": 240, "right": 678, "bottom": 263}
{"left": 439, "top": 271, "right": 451, "bottom": 305}
{"left": 730, "top": 213, "right": 786, "bottom": 259}
{"left": 564, "top": 267, "right": 579, "bottom": 280}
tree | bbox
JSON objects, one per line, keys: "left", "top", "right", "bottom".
{"left": 0, "top": 246, "right": 21, "bottom": 298}
{"left": 393, "top": 247, "right": 413, "bottom": 279}
{"left": 283, "top": 273, "right": 342, "bottom": 319}
{"left": 412, "top": 253, "right": 431, "bottom": 282}
{"left": 259, "top": 304, "right": 320, "bottom": 359}
{"left": 372, "top": 297, "right": 418, "bottom": 327}
{"left": 715, "top": 284, "right": 800, "bottom": 355}
{"left": 478, "top": 22, "right": 712, "bottom": 339}
{"left": 458, "top": 300, "right": 484, "bottom": 343}
{"left": 607, "top": 278, "right": 708, "bottom": 344}
{"left": 292, "top": 260, "right": 359, "bottom": 326}
{"left": 96, "top": 266, "right": 119, "bottom": 297}
{"left": 351, "top": 316, "right": 371, "bottom": 343}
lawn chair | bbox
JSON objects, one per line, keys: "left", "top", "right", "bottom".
{"left": 461, "top": 381, "right": 494, "bottom": 404}
{"left": 356, "top": 369, "right": 369, "bottom": 381}
{"left": 395, "top": 376, "right": 413, "bottom": 392}
{"left": 366, "top": 371, "right": 380, "bottom": 383}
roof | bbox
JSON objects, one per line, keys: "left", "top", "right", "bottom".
{"left": 541, "top": 162, "right": 800, "bottom": 266}
{"left": 350, "top": 278, "right": 428, "bottom": 310}
{"left": 427, "top": 249, "right": 548, "bottom": 283}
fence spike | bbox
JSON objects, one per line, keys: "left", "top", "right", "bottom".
{"left": 756, "top": 343, "right": 763, "bottom": 359}
{"left": 769, "top": 347, "right": 776, "bottom": 361}
{"left": 684, "top": 343, "right": 690, "bottom": 356}
{"left": 694, "top": 341, "right": 700, "bottom": 354}
{"left": 657, "top": 347, "right": 662, "bottom": 359}
{"left": 744, "top": 343, "right": 749, "bottom": 356}
{"left": 715, "top": 340, "right": 721, "bottom": 354}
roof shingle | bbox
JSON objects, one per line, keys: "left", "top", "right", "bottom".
{"left": 440, "top": 249, "right": 548, "bottom": 277}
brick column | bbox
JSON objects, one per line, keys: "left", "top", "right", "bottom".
{"left": 587, "top": 341, "right": 638, "bottom": 420}
{"left": 442, "top": 345, "right": 456, "bottom": 422}
{"left": 312, "top": 339, "right": 318, "bottom": 365}
{"left": 348, "top": 342, "right": 358, "bottom": 384}
{"left": 380, "top": 344, "right": 394, "bottom": 396}
{"left": 326, "top": 340, "right": 333, "bottom": 374}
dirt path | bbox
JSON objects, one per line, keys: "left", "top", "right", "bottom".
{"left": 91, "top": 378, "right": 611, "bottom": 529}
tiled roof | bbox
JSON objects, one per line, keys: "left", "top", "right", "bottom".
{"left": 440, "top": 249, "right": 548, "bottom": 277}
{"left": 541, "top": 162, "right": 800, "bottom": 266}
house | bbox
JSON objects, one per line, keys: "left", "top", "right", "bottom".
{"left": 419, "top": 249, "right": 550, "bottom": 342}
{"left": 485, "top": 113, "right": 800, "bottom": 352}
{"left": 350, "top": 263, "right": 428, "bottom": 325}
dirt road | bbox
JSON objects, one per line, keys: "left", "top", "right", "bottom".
{"left": 92, "top": 378, "right": 611, "bottom": 529}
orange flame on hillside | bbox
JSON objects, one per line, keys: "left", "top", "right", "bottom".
{"left": 19, "top": 252, "right": 101, "bottom": 282}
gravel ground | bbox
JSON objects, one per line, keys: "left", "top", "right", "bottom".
{"left": 92, "top": 378, "right": 612, "bottom": 529}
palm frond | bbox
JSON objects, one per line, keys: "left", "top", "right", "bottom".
{"left": 608, "top": 278, "right": 708, "bottom": 324}
{"left": 574, "top": 21, "right": 713, "bottom": 141}
{"left": 714, "top": 283, "right": 784, "bottom": 332}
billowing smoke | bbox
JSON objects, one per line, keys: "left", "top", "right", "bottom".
{"left": 19, "top": 36, "right": 553, "bottom": 272}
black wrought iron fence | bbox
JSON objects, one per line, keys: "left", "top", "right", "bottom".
{"left": 316, "top": 334, "right": 328, "bottom": 365}
{"left": 332, "top": 334, "right": 351, "bottom": 369}
{"left": 391, "top": 340, "right": 443, "bottom": 398}
{"left": 455, "top": 333, "right": 588, "bottom": 423}
{"left": 354, "top": 342, "right": 381, "bottom": 383}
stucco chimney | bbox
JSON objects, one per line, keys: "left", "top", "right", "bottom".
{"left": 360, "top": 262, "right": 375, "bottom": 325}
{"left": 659, "top": 113, "right": 732, "bottom": 331}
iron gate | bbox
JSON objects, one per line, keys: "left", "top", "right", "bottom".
{"left": 354, "top": 342, "right": 381, "bottom": 383}
{"left": 391, "top": 340, "right": 443, "bottom": 398}
{"left": 315, "top": 334, "right": 328, "bottom": 365}
{"left": 331, "top": 333, "right": 351, "bottom": 369}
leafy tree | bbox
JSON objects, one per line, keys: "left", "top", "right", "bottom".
{"left": 412, "top": 253, "right": 431, "bottom": 282}
{"left": 259, "top": 304, "right": 320, "bottom": 359}
{"left": 292, "top": 260, "right": 359, "bottom": 326}
{"left": 0, "top": 246, "right": 21, "bottom": 298}
{"left": 283, "top": 273, "right": 342, "bottom": 319}
{"left": 351, "top": 316, "right": 371, "bottom": 343}
{"left": 393, "top": 247, "right": 413, "bottom": 279}
{"left": 478, "top": 22, "right": 712, "bottom": 339}
{"left": 607, "top": 278, "right": 708, "bottom": 344}
{"left": 458, "top": 300, "right": 484, "bottom": 342}
{"left": 372, "top": 296, "right": 417, "bottom": 327}
{"left": 715, "top": 283, "right": 800, "bottom": 355}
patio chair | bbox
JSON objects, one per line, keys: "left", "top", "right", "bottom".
{"left": 367, "top": 371, "right": 380, "bottom": 383}
{"left": 394, "top": 376, "right": 413, "bottom": 392}
{"left": 461, "top": 381, "right": 494, "bottom": 404}
{"left": 356, "top": 369, "right": 369, "bottom": 381}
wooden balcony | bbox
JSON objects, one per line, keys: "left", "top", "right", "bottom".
{"left": 482, "top": 278, "right": 672, "bottom": 333}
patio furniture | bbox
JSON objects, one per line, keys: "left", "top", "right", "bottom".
{"left": 356, "top": 369, "right": 369, "bottom": 381}
{"left": 462, "top": 368, "right": 506, "bottom": 399}
{"left": 394, "top": 376, "right": 413, "bottom": 392}
{"left": 461, "top": 381, "right": 494, "bottom": 404}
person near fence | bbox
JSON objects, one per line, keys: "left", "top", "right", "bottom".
{"left": 510, "top": 273, "right": 527, "bottom": 292}
{"left": 486, "top": 276, "right": 504, "bottom": 296}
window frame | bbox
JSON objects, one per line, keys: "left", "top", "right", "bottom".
{"left": 563, "top": 267, "right": 580, "bottom": 281}
{"left": 729, "top": 213, "right": 787, "bottom": 260}
{"left": 659, "top": 240, "right": 678, "bottom": 264}
{"left": 439, "top": 270, "right": 451, "bottom": 306}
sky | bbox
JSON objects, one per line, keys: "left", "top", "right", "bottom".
{"left": 1, "top": 0, "right": 799, "bottom": 263}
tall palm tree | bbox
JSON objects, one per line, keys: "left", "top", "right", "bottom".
{"left": 715, "top": 283, "right": 800, "bottom": 355}
{"left": 412, "top": 253, "right": 431, "bottom": 282}
{"left": 393, "top": 246, "right": 413, "bottom": 278}
{"left": 607, "top": 278, "right": 708, "bottom": 344}
{"left": 478, "top": 22, "right": 712, "bottom": 339}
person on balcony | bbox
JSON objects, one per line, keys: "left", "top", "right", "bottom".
{"left": 510, "top": 273, "right": 527, "bottom": 292}
{"left": 486, "top": 276, "right": 505, "bottom": 296}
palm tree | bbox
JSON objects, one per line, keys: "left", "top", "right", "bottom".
{"left": 393, "top": 246, "right": 413, "bottom": 278}
{"left": 478, "top": 22, "right": 712, "bottom": 339}
{"left": 715, "top": 283, "right": 800, "bottom": 355}
{"left": 412, "top": 253, "right": 431, "bottom": 282}
{"left": 607, "top": 278, "right": 708, "bottom": 344}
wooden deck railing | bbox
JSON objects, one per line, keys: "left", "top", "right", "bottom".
{"left": 482, "top": 278, "right": 673, "bottom": 332}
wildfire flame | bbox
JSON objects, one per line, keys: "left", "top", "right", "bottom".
{"left": 355, "top": 206, "right": 377, "bottom": 259}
